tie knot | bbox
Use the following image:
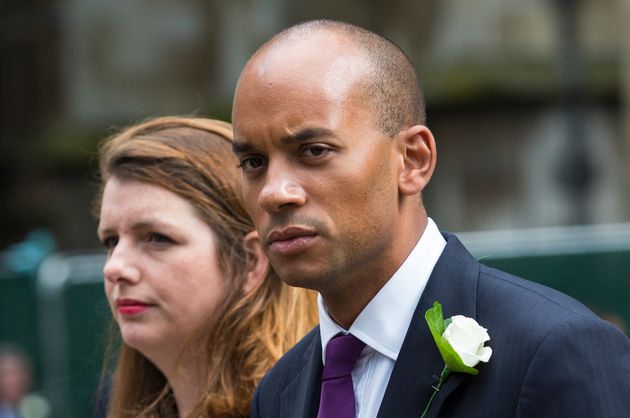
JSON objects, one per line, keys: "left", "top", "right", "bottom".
{"left": 322, "top": 334, "right": 365, "bottom": 380}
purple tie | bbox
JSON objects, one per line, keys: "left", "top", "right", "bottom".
{"left": 317, "top": 334, "right": 366, "bottom": 418}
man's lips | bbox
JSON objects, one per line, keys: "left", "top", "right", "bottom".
{"left": 116, "top": 298, "right": 151, "bottom": 315}
{"left": 266, "top": 227, "right": 317, "bottom": 255}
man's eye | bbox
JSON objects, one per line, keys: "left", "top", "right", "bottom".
{"left": 301, "top": 145, "right": 331, "bottom": 158}
{"left": 238, "top": 156, "right": 266, "bottom": 172}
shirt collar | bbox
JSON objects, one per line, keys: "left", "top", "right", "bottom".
{"left": 319, "top": 218, "right": 446, "bottom": 362}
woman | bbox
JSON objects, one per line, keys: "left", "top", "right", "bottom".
{"left": 94, "top": 116, "right": 317, "bottom": 418}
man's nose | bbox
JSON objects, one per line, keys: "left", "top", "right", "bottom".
{"left": 258, "top": 164, "right": 306, "bottom": 213}
{"left": 103, "top": 242, "right": 141, "bottom": 285}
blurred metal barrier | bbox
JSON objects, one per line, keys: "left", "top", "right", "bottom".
{"left": 1, "top": 223, "right": 629, "bottom": 417}
{"left": 36, "top": 252, "right": 107, "bottom": 418}
{"left": 0, "top": 270, "right": 41, "bottom": 391}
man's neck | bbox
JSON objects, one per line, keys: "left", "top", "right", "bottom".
{"left": 322, "top": 271, "right": 391, "bottom": 329}
{"left": 321, "top": 215, "right": 428, "bottom": 329}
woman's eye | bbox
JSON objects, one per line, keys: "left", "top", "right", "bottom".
{"left": 238, "top": 156, "right": 266, "bottom": 172}
{"left": 101, "top": 236, "right": 118, "bottom": 250}
{"left": 148, "top": 233, "right": 174, "bottom": 246}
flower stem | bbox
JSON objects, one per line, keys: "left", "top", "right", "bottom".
{"left": 420, "top": 367, "right": 450, "bottom": 418}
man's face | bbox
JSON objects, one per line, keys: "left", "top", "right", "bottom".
{"left": 232, "top": 36, "right": 406, "bottom": 293}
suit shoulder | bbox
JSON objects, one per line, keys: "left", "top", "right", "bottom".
{"left": 471, "top": 264, "right": 630, "bottom": 416}
{"left": 473, "top": 263, "right": 627, "bottom": 356}
{"left": 478, "top": 263, "right": 599, "bottom": 322}
{"left": 513, "top": 300, "right": 630, "bottom": 416}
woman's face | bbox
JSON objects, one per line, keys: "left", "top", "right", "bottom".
{"left": 98, "top": 177, "right": 226, "bottom": 359}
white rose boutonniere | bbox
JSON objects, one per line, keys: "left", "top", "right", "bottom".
{"left": 420, "top": 301, "right": 492, "bottom": 418}
{"left": 442, "top": 315, "right": 492, "bottom": 367}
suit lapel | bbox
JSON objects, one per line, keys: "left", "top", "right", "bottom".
{"left": 425, "top": 372, "right": 467, "bottom": 418}
{"left": 377, "top": 233, "right": 480, "bottom": 418}
{"left": 280, "top": 329, "right": 323, "bottom": 418}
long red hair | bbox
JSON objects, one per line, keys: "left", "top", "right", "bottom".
{"left": 95, "top": 116, "right": 317, "bottom": 418}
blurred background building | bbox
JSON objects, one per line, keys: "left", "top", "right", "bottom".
{"left": 1, "top": 0, "right": 629, "bottom": 416}
{"left": 1, "top": 0, "right": 629, "bottom": 249}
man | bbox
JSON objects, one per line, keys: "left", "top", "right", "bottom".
{"left": 231, "top": 20, "right": 630, "bottom": 418}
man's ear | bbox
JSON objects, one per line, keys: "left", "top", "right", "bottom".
{"left": 242, "top": 231, "right": 270, "bottom": 294}
{"left": 397, "top": 125, "right": 436, "bottom": 195}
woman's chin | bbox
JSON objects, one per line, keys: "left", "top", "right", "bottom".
{"left": 120, "top": 327, "right": 161, "bottom": 353}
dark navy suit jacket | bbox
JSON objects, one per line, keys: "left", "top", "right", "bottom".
{"left": 252, "top": 233, "right": 630, "bottom": 417}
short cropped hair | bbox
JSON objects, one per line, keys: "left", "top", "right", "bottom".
{"left": 265, "top": 19, "right": 425, "bottom": 136}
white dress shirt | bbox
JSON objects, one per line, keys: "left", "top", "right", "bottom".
{"left": 318, "top": 218, "right": 446, "bottom": 418}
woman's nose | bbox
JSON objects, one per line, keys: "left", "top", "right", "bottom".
{"left": 103, "top": 242, "right": 141, "bottom": 285}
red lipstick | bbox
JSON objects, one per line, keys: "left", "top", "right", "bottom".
{"left": 116, "top": 298, "right": 150, "bottom": 315}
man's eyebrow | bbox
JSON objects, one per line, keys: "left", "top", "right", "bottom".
{"left": 232, "top": 128, "right": 335, "bottom": 154}
{"left": 232, "top": 140, "right": 256, "bottom": 154}
{"left": 280, "top": 127, "right": 334, "bottom": 145}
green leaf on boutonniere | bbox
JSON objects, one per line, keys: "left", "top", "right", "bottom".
{"left": 425, "top": 301, "right": 479, "bottom": 375}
